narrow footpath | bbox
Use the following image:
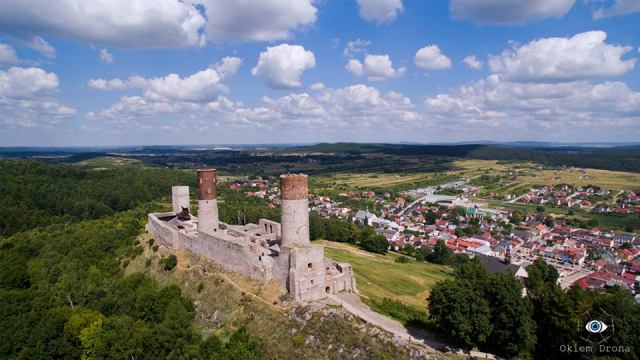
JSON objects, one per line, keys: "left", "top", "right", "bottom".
{"left": 328, "top": 292, "right": 498, "bottom": 359}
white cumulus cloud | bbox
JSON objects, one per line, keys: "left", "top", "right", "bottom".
{"left": 88, "top": 57, "right": 242, "bottom": 102}
{"left": 414, "top": 45, "right": 452, "bottom": 70}
{"left": 0, "top": 66, "right": 59, "bottom": 98}
{"left": 489, "top": 31, "right": 636, "bottom": 82}
{"left": 251, "top": 44, "right": 316, "bottom": 89}
{"left": 357, "top": 0, "right": 404, "bottom": 24}
{"left": 0, "top": 0, "right": 206, "bottom": 48}
{"left": 99, "top": 49, "right": 114, "bottom": 64}
{"left": 347, "top": 54, "right": 405, "bottom": 81}
{"left": 450, "top": 0, "right": 576, "bottom": 24}
{"left": 0, "top": 43, "right": 18, "bottom": 64}
{"left": 199, "top": 0, "right": 317, "bottom": 42}
{"left": 0, "top": 66, "right": 75, "bottom": 128}
{"left": 346, "top": 59, "right": 364, "bottom": 77}
{"left": 462, "top": 55, "right": 483, "bottom": 70}
{"left": 343, "top": 39, "right": 371, "bottom": 58}
{"left": 424, "top": 74, "right": 640, "bottom": 139}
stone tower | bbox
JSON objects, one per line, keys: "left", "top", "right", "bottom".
{"left": 197, "top": 169, "right": 219, "bottom": 234}
{"left": 171, "top": 186, "right": 190, "bottom": 214}
{"left": 279, "top": 174, "right": 326, "bottom": 302}
{"left": 280, "top": 174, "right": 310, "bottom": 246}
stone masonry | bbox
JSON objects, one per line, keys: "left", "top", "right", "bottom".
{"left": 146, "top": 170, "right": 357, "bottom": 302}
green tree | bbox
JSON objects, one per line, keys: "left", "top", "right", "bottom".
{"left": 361, "top": 234, "right": 388, "bottom": 254}
{"left": 427, "top": 240, "right": 451, "bottom": 264}
{"left": 428, "top": 280, "right": 492, "bottom": 348}
{"left": 483, "top": 274, "right": 536, "bottom": 358}
{"left": 223, "top": 326, "right": 261, "bottom": 360}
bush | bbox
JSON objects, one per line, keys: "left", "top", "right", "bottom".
{"left": 197, "top": 282, "right": 204, "bottom": 293}
{"left": 147, "top": 238, "right": 155, "bottom": 247}
{"left": 162, "top": 255, "right": 178, "bottom": 271}
{"left": 395, "top": 255, "right": 410, "bottom": 263}
{"left": 145, "top": 259, "right": 152, "bottom": 267}
{"left": 152, "top": 245, "right": 159, "bottom": 252}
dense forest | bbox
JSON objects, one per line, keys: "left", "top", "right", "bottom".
{"left": 300, "top": 143, "right": 640, "bottom": 173}
{"left": 0, "top": 160, "right": 263, "bottom": 359}
{"left": 0, "top": 160, "right": 195, "bottom": 237}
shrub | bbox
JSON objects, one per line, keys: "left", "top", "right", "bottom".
{"left": 395, "top": 255, "right": 410, "bottom": 263}
{"left": 162, "top": 255, "right": 177, "bottom": 271}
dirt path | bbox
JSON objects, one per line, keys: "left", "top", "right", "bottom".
{"left": 329, "top": 292, "right": 499, "bottom": 359}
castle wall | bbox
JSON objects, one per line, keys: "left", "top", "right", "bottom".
{"left": 147, "top": 170, "right": 357, "bottom": 304}
{"left": 183, "top": 231, "right": 274, "bottom": 282}
{"left": 147, "top": 213, "right": 179, "bottom": 250}
{"left": 287, "top": 244, "right": 326, "bottom": 302}
{"left": 147, "top": 213, "right": 273, "bottom": 283}
{"left": 259, "top": 219, "right": 281, "bottom": 237}
{"left": 324, "top": 260, "right": 357, "bottom": 294}
{"left": 171, "top": 186, "right": 190, "bottom": 214}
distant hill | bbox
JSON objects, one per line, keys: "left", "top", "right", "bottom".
{"left": 292, "top": 143, "right": 640, "bottom": 172}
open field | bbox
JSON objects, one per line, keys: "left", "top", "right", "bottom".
{"left": 76, "top": 156, "right": 149, "bottom": 169}
{"left": 454, "top": 159, "right": 640, "bottom": 191}
{"left": 318, "top": 240, "right": 452, "bottom": 311}
{"left": 311, "top": 172, "right": 459, "bottom": 193}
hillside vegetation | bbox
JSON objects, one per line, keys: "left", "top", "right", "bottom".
{"left": 0, "top": 159, "right": 194, "bottom": 237}
{"left": 0, "top": 160, "right": 437, "bottom": 359}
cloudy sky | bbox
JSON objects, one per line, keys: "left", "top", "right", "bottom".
{"left": 0, "top": 0, "right": 639, "bottom": 146}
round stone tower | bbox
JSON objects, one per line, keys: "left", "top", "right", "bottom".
{"left": 197, "top": 169, "right": 219, "bottom": 234}
{"left": 280, "top": 174, "right": 310, "bottom": 246}
{"left": 171, "top": 186, "right": 190, "bottom": 214}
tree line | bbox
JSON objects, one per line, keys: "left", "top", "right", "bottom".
{"left": 0, "top": 160, "right": 194, "bottom": 237}
{"left": 428, "top": 257, "right": 640, "bottom": 359}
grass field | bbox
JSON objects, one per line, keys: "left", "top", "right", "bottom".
{"left": 76, "top": 156, "right": 149, "bottom": 169}
{"left": 454, "top": 159, "right": 640, "bottom": 191}
{"left": 318, "top": 240, "right": 452, "bottom": 311}
{"left": 311, "top": 172, "right": 459, "bottom": 193}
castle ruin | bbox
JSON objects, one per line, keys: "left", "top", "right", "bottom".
{"left": 146, "top": 170, "right": 357, "bottom": 302}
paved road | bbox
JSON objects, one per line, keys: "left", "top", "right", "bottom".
{"left": 560, "top": 270, "right": 592, "bottom": 289}
{"left": 328, "top": 292, "right": 499, "bottom": 359}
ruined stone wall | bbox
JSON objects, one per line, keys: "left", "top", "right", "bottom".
{"left": 324, "top": 260, "right": 357, "bottom": 294}
{"left": 181, "top": 231, "right": 275, "bottom": 283}
{"left": 259, "top": 219, "right": 281, "bottom": 237}
{"left": 287, "top": 244, "right": 326, "bottom": 302}
{"left": 171, "top": 186, "right": 190, "bottom": 214}
{"left": 147, "top": 213, "right": 179, "bottom": 249}
{"left": 147, "top": 213, "right": 274, "bottom": 283}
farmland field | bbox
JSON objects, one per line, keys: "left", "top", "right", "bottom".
{"left": 454, "top": 159, "right": 640, "bottom": 191}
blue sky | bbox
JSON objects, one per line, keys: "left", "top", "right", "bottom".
{"left": 0, "top": 0, "right": 639, "bottom": 146}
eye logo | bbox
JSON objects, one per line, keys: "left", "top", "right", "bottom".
{"left": 585, "top": 320, "right": 608, "bottom": 334}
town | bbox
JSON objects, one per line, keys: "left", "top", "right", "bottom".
{"left": 227, "top": 172, "right": 640, "bottom": 298}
